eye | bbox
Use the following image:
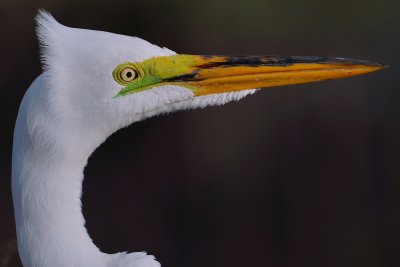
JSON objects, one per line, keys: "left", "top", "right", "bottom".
{"left": 119, "top": 67, "right": 138, "bottom": 82}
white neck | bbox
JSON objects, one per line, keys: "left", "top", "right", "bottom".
{"left": 12, "top": 80, "right": 109, "bottom": 267}
{"left": 13, "top": 146, "right": 107, "bottom": 267}
{"left": 11, "top": 76, "right": 161, "bottom": 267}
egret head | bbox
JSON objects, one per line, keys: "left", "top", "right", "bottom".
{"left": 36, "top": 11, "right": 383, "bottom": 141}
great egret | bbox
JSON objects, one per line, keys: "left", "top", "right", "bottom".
{"left": 12, "top": 11, "right": 384, "bottom": 267}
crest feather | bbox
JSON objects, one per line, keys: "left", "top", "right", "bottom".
{"left": 35, "top": 10, "right": 64, "bottom": 71}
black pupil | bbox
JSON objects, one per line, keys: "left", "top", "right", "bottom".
{"left": 126, "top": 71, "right": 133, "bottom": 78}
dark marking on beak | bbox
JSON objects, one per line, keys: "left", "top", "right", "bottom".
{"left": 198, "top": 55, "right": 384, "bottom": 68}
{"left": 163, "top": 70, "right": 201, "bottom": 82}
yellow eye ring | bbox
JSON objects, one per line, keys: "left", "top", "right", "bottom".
{"left": 119, "top": 67, "right": 138, "bottom": 82}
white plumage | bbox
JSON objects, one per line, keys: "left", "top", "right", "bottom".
{"left": 12, "top": 11, "right": 254, "bottom": 267}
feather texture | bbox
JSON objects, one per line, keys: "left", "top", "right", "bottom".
{"left": 12, "top": 11, "right": 256, "bottom": 267}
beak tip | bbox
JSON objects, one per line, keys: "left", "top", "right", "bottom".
{"left": 360, "top": 60, "right": 388, "bottom": 70}
{"left": 371, "top": 62, "right": 388, "bottom": 69}
{"left": 370, "top": 63, "right": 388, "bottom": 73}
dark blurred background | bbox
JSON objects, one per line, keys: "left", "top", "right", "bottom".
{"left": 1, "top": 0, "right": 399, "bottom": 266}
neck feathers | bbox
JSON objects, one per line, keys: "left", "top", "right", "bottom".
{"left": 12, "top": 75, "right": 105, "bottom": 267}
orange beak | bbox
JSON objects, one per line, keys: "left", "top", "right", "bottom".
{"left": 165, "top": 55, "right": 385, "bottom": 96}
